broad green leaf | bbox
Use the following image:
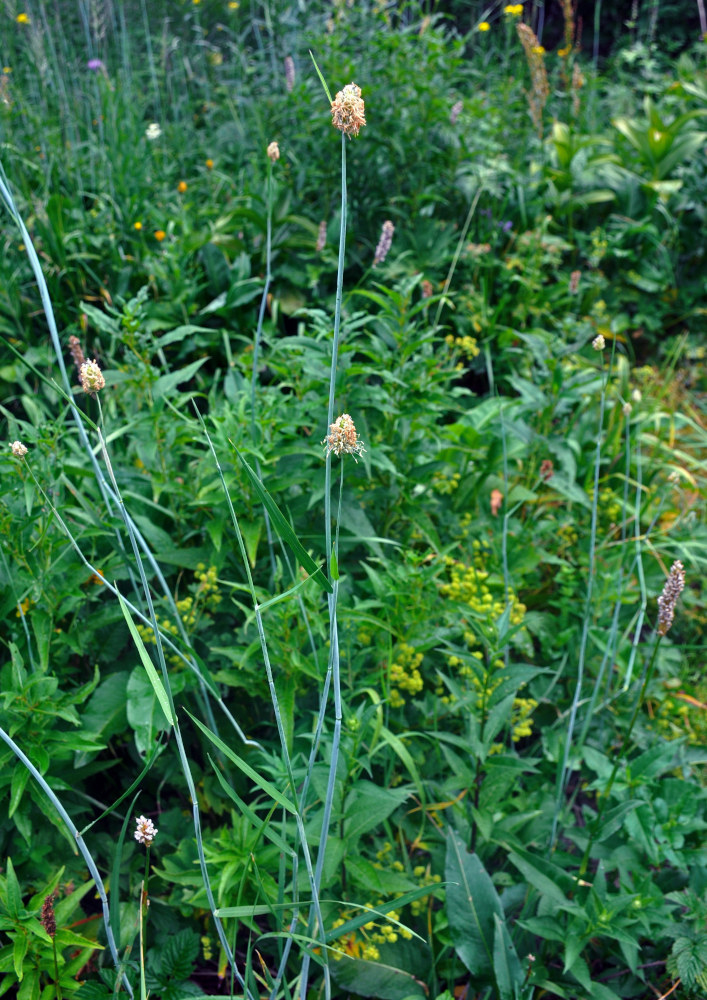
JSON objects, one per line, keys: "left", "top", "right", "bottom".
{"left": 126, "top": 667, "right": 171, "bottom": 757}
{"left": 330, "top": 955, "right": 426, "bottom": 999}
{"left": 445, "top": 829, "right": 501, "bottom": 977}
{"left": 492, "top": 912, "right": 523, "bottom": 1000}
{"left": 80, "top": 671, "right": 129, "bottom": 739}
{"left": 8, "top": 765, "right": 29, "bottom": 819}
{"left": 233, "top": 449, "right": 332, "bottom": 594}
{"left": 13, "top": 933, "right": 27, "bottom": 981}
{"left": 4, "top": 859, "right": 22, "bottom": 920}
{"left": 152, "top": 357, "right": 209, "bottom": 400}
{"left": 507, "top": 849, "right": 572, "bottom": 907}
{"left": 343, "top": 781, "right": 410, "bottom": 843}
{"left": 118, "top": 592, "right": 174, "bottom": 730}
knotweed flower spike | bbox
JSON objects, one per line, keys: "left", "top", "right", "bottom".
{"left": 134, "top": 815, "right": 158, "bottom": 846}
{"left": 324, "top": 414, "right": 366, "bottom": 461}
{"left": 331, "top": 83, "right": 366, "bottom": 138}
{"left": 79, "top": 359, "right": 106, "bottom": 395}
{"left": 11, "top": 440, "right": 28, "bottom": 458}
{"left": 316, "top": 220, "right": 327, "bottom": 252}
{"left": 267, "top": 141, "right": 280, "bottom": 162}
{"left": 450, "top": 100, "right": 463, "bottom": 125}
{"left": 373, "top": 220, "right": 395, "bottom": 266}
{"left": 40, "top": 892, "right": 57, "bottom": 938}
{"left": 284, "top": 55, "right": 295, "bottom": 92}
{"left": 657, "top": 560, "right": 685, "bottom": 636}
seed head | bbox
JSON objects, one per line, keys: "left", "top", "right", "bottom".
{"left": 40, "top": 892, "right": 57, "bottom": 938}
{"left": 134, "top": 815, "right": 158, "bottom": 846}
{"left": 324, "top": 414, "right": 365, "bottom": 461}
{"left": 267, "top": 141, "right": 280, "bottom": 162}
{"left": 11, "top": 440, "right": 28, "bottom": 458}
{"left": 331, "top": 83, "right": 366, "bottom": 138}
{"left": 657, "top": 560, "right": 685, "bottom": 636}
{"left": 79, "top": 359, "right": 106, "bottom": 395}
{"left": 373, "top": 220, "right": 394, "bottom": 266}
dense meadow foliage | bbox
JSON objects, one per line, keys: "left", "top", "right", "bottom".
{"left": 1, "top": 0, "right": 707, "bottom": 997}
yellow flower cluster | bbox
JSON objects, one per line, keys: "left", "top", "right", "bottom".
{"left": 195, "top": 563, "right": 222, "bottom": 604}
{"left": 445, "top": 333, "right": 480, "bottom": 360}
{"left": 389, "top": 643, "right": 424, "bottom": 708}
{"left": 504, "top": 4, "right": 524, "bottom": 15}
{"left": 410, "top": 866, "right": 442, "bottom": 916}
{"left": 330, "top": 902, "right": 413, "bottom": 962}
{"left": 440, "top": 554, "right": 526, "bottom": 626}
{"left": 511, "top": 696, "right": 537, "bottom": 742}
{"left": 135, "top": 565, "right": 222, "bottom": 657}
{"left": 432, "top": 470, "right": 460, "bottom": 495}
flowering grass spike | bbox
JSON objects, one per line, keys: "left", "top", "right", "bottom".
{"left": 331, "top": 83, "right": 366, "bottom": 138}
{"left": 324, "top": 414, "right": 366, "bottom": 461}
{"left": 79, "top": 359, "right": 106, "bottom": 394}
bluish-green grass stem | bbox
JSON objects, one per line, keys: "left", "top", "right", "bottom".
{"left": 0, "top": 726, "right": 133, "bottom": 998}
{"left": 551, "top": 357, "right": 608, "bottom": 851}
{"left": 578, "top": 634, "right": 663, "bottom": 878}
{"left": 300, "top": 126, "right": 348, "bottom": 1000}
{"left": 251, "top": 153, "right": 277, "bottom": 577}
{"left": 95, "top": 423, "right": 254, "bottom": 999}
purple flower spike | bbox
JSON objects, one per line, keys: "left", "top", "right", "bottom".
{"left": 87, "top": 58, "right": 104, "bottom": 71}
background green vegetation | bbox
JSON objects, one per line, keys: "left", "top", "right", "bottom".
{"left": 1, "top": 0, "right": 707, "bottom": 998}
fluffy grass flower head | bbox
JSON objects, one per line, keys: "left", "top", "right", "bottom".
{"left": 10, "top": 440, "right": 28, "bottom": 458}
{"left": 331, "top": 83, "right": 366, "bottom": 138}
{"left": 134, "top": 815, "right": 158, "bottom": 846}
{"left": 79, "top": 359, "right": 106, "bottom": 395}
{"left": 324, "top": 414, "right": 366, "bottom": 461}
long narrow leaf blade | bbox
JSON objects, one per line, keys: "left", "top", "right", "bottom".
{"left": 233, "top": 447, "right": 332, "bottom": 594}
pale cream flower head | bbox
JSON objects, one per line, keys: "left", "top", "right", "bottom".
{"left": 10, "top": 440, "right": 28, "bottom": 458}
{"left": 324, "top": 413, "right": 366, "bottom": 461}
{"left": 79, "top": 359, "right": 106, "bottom": 395}
{"left": 267, "top": 141, "right": 280, "bottom": 162}
{"left": 134, "top": 815, "right": 158, "bottom": 846}
{"left": 331, "top": 83, "right": 366, "bottom": 138}
{"left": 592, "top": 334, "right": 605, "bottom": 351}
